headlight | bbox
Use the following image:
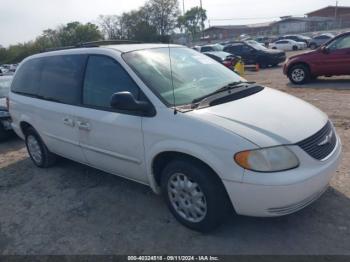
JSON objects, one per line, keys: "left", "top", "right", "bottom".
{"left": 234, "top": 146, "right": 299, "bottom": 172}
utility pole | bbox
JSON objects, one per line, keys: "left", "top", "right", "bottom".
{"left": 200, "top": 0, "right": 205, "bottom": 38}
{"left": 182, "top": 0, "right": 185, "bottom": 15}
{"left": 335, "top": 0, "right": 339, "bottom": 27}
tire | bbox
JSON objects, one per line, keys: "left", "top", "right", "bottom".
{"left": 292, "top": 45, "right": 298, "bottom": 51}
{"left": 288, "top": 64, "right": 310, "bottom": 85}
{"left": 272, "top": 47, "right": 277, "bottom": 49}
{"left": 161, "top": 160, "right": 233, "bottom": 233}
{"left": 25, "top": 127, "right": 56, "bottom": 168}
{"left": 161, "top": 159, "right": 232, "bottom": 232}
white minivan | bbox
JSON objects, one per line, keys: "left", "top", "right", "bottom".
{"left": 9, "top": 43, "right": 342, "bottom": 232}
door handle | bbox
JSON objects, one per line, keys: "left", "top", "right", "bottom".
{"left": 63, "top": 117, "right": 75, "bottom": 127}
{"left": 77, "top": 121, "right": 91, "bottom": 131}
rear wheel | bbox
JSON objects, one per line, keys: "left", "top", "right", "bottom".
{"left": 292, "top": 45, "right": 298, "bottom": 51}
{"left": 288, "top": 64, "right": 310, "bottom": 85}
{"left": 25, "top": 127, "right": 56, "bottom": 168}
{"left": 161, "top": 159, "right": 232, "bottom": 232}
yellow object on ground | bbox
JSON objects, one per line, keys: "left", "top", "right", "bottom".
{"left": 234, "top": 59, "right": 245, "bottom": 76}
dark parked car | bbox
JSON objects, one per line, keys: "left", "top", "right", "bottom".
{"left": 223, "top": 41, "right": 286, "bottom": 68}
{"left": 284, "top": 32, "right": 350, "bottom": 84}
{"left": 309, "top": 33, "right": 335, "bottom": 49}
{"left": 279, "top": 35, "right": 311, "bottom": 46}
{"left": 203, "top": 51, "right": 239, "bottom": 70}
{"left": 0, "top": 76, "right": 13, "bottom": 140}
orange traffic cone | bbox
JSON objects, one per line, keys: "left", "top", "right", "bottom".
{"left": 255, "top": 63, "right": 260, "bottom": 72}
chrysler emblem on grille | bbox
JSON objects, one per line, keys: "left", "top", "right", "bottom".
{"left": 318, "top": 130, "right": 333, "bottom": 146}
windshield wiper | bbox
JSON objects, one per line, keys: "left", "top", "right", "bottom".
{"left": 191, "top": 81, "right": 255, "bottom": 104}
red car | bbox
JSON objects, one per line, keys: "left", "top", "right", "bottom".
{"left": 284, "top": 32, "right": 350, "bottom": 84}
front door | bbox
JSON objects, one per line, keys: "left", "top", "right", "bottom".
{"left": 317, "top": 34, "right": 350, "bottom": 75}
{"left": 76, "top": 55, "right": 147, "bottom": 183}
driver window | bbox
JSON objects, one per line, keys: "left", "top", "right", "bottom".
{"left": 328, "top": 35, "right": 350, "bottom": 51}
{"left": 83, "top": 55, "right": 140, "bottom": 108}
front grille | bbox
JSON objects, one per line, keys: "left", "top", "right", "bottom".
{"left": 297, "top": 121, "right": 337, "bottom": 160}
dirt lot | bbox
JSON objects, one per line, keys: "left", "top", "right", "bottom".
{"left": 0, "top": 51, "right": 350, "bottom": 255}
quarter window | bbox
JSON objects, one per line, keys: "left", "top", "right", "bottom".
{"left": 11, "top": 58, "right": 43, "bottom": 96}
{"left": 83, "top": 55, "right": 140, "bottom": 108}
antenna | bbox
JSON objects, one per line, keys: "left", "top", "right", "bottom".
{"left": 167, "top": 42, "right": 177, "bottom": 115}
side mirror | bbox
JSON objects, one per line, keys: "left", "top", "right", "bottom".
{"left": 320, "top": 46, "right": 330, "bottom": 54}
{"left": 110, "top": 91, "right": 155, "bottom": 116}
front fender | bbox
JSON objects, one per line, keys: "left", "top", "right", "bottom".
{"left": 145, "top": 139, "right": 245, "bottom": 194}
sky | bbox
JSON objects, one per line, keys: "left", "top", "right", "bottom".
{"left": 0, "top": 0, "right": 348, "bottom": 47}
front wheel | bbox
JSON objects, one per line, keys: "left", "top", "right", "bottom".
{"left": 161, "top": 159, "right": 232, "bottom": 232}
{"left": 288, "top": 64, "right": 310, "bottom": 85}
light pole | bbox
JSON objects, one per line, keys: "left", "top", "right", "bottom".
{"left": 200, "top": 0, "right": 205, "bottom": 38}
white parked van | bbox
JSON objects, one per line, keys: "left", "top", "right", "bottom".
{"left": 9, "top": 43, "right": 342, "bottom": 232}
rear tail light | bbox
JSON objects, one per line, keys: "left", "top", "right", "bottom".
{"left": 223, "top": 60, "right": 232, "bottom": 67}
{"left": 6, "top": 97, "right": 9, "bottom": 111}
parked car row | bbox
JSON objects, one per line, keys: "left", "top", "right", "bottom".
{"left": 195, "top": 40, "right": 286, "bottom": 68}
{"left": 0, "top": 75, "right": 13, "bottom": 140}
{"left": 0, "top": 64, "right": 17, "bottom": 76}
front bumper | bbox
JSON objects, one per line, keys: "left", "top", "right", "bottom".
{"left": 222, "top": 136, "right": 342, "bottom": 217}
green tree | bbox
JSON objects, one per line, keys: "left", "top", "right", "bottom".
{"left": 119, "top": 9, "right": 159, "bottom": 42}
{"left": 57, "top": 22, "right": 103, "bottom": 46}
{"left": 148, "top": 0, "right": 179, "bottom": 37}
{"left": 98, "top": 15, "right": 121, "bottom": 40}
{"left": 0, "top": 22, "right": 103, "bottom": 64}
{"left": 178, "top": 7, "right": 207, "bottom": 40}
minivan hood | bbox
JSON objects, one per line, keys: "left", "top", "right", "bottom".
{"left": 191, "top": 87, "right": 328, "bottom": 147}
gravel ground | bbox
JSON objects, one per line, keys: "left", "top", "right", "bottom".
{"left": 0, "top": 51, "right": 349, "bottom": 255}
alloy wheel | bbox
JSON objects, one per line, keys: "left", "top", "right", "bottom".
{"left": 167, "top": 173, "right": 207, "bottom": 223}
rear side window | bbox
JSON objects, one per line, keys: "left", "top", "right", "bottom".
{"left": 201, "top": 46, "right": 213, "bottom": 52}
{"left": 39, "top": 55, "right": 87, "bottom": 104}
{"left": 11, "top": 58, "right": 43, "bottom": 96}
{"left": 83, "top": 55, "right": 140, "bottom": 108}
{"left": 225, "top": 45, "right": 242, "bottom": 54}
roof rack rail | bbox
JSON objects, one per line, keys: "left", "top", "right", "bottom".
{"left": 42, "top": 46, "right": 77, "bottom": 53}
{"left": 77, "top": 40, "right": 141, "bottom": 47}
{"left": 42, "top": 40, "right": 140, "bottom": 53}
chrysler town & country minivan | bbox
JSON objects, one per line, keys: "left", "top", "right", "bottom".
{"left": 9, "top": 43, "right": 342, "bottom": 232}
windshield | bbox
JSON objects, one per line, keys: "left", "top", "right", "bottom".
{"left": 123, "top": 47, "right": 244, "bottom": 106}
{"left": 0, "top": 77, "right": 12, "bottom": 98}
{"left": 246, "top": 41, "right": 268, "bottom": 51}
